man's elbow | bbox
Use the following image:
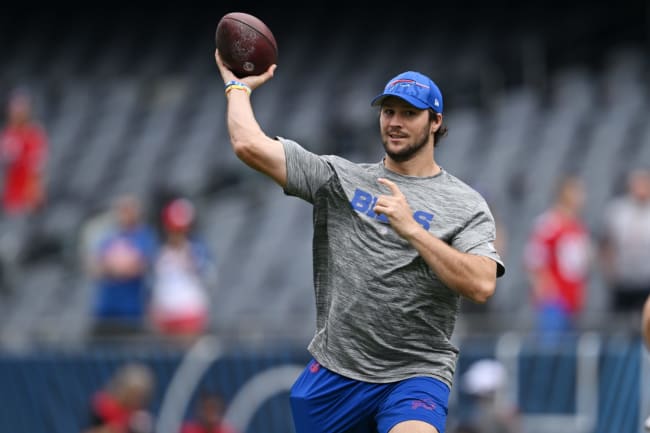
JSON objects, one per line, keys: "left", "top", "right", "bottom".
{"left": 232, "top": 137, "right": 255, "bottom": 161}
{"left": 468, "top": 278, "right": 496, "bottom": 304}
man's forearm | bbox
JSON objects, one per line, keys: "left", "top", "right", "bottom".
{"left": 405, "top": 226, "right": 496, "bottom": 303}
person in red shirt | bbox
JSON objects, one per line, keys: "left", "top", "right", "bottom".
{"left": 0, "top": 89, "right": 48, "bottom": 215}
{"left": 524, "top": 175, "right": 592, "bottom": 338}
{"left": 181, "top": 391, "right": 239, "bottom": 433}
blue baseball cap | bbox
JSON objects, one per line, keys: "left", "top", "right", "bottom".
{"left": 371, "top": 71, "right": 443, "bottom": 113}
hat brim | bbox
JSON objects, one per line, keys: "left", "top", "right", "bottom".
{"left": 371, "top": 93, "right": 430, "bottom": 110}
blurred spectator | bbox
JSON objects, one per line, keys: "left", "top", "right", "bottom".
{"left": 460, "top": 359, "right": 522, "bottom": 433}
{"left": 524, "top": 175, "right": 592, "bottom": 337}
{"left": 0, "top": 88, "right": 48, "bottom": 215}
{"left": 149, "top": 197, "right": 215, "bottom": 340}
{"left": 181, "top": 391, "right": 239, "bottom": 433}
{"left": 89, "top": 193, "right": 159, "bottom": 336}
{"left": 83, "top": 362, "right": 156, "bottom": 433}
{"left": 598, "top": 168, "right": 650, "bottom": 315}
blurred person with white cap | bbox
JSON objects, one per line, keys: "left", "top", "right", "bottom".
{"left": 461, "top": 359, "right": 523, "bottom": 433}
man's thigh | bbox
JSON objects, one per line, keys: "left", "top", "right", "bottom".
{"left": 376, "top": 377, "right": 449, "bottom": 433}
{"left": 290, "top": 359, "right": 383, "bottom": 433}
{"left": 389, "top": 420, "right": 439, "bottom": 433}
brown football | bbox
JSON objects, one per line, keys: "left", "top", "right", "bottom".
{"left": 215, "top": 12, "right": 278, "bottom": 78}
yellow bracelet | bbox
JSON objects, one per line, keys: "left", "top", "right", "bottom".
{"left": 225, "top": 81, "right": 252, "bottom": 96}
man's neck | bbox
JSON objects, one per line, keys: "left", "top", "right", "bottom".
{"left": 383, "top": 155, "right": 441, "bottom": 177}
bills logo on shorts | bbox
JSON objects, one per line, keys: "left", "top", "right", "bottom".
{"left": 411, "top": 398, "right": 437, "bottom": 411}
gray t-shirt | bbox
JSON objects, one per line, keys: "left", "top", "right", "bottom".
{"left": 281, "top": 137, "right": 505, "bottom": 387}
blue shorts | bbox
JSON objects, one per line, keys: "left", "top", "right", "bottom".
{"left": 290, "top": 359, "right": 449, "bottom": 433}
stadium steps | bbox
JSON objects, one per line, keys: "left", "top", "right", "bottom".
{"left": 0, "top": 260, "right": 66, "bottom": 349}
{"left": 163, "top": 83, "right": 227, "bottom": 196}
{"left": 470, "top": 87, "right": 540, "bottom": 200}
{"left": 214, "top": 185, "right": 301, "bottom": 323}
{"left": 45, "top": 81, "right": 98, "bottom": 201}
{"left": 201, "top": 189, "right": 254, "bottom": 315}
{"left": 106, "top": 78, "right": 192, "bottom": 199}
{"left": 65, "top": 79, "right": 142, "bottom": 202}
{"left": 436, "top": 108, "right": 482, "bottom": 181}
{"left": 518, "top": 67, "right": 597, "bottom": 224}
{"left": 580, "top": 99, "right": 644, "bottom": 230}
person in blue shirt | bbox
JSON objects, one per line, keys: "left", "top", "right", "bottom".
{"left": 89, "top": 193, "right": 159, "bottom": 336}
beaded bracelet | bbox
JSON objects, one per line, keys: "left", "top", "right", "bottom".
{"left": 224, "top": 80, "right": 252, "bottom": 96}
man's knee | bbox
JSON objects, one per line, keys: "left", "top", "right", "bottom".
{"left": 389, "top": 420, "right": 439, "bottom": 433}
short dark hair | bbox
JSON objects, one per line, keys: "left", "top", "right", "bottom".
{"left": 428, "top": 109, "right": 448, "bottom": 147}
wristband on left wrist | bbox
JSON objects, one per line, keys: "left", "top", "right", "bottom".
{"left": 224, "top": 80, "right": 252, "bottom": 96}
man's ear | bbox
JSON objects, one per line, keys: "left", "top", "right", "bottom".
{"left": 431, "top": 113, "right": 442, "bottom": 134}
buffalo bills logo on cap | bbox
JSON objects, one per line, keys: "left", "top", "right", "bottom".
{"left": 371, "top": 71, "right": 444, "bottom": 113}
{"left": 386, "top": 78, "right": 430, "bottom": 91}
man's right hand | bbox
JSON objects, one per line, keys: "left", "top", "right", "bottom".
{"left": 214, "top": 49, "right": 276, "bottom": 91}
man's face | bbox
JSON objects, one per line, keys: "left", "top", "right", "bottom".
{"left": 379, "top": 97, "right": 437, "bottom": 163}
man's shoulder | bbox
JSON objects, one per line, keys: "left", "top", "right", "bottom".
{"left": 439, "top": 169, "right": 472, "bottom": 189}
{"left": 440, "top": 170, "right": 489, "bottom": 203}
{"left": 279, "top": 136, "right": 376, "bottom": 170}
{"left": 322, "top": 154, "right": 378, "bottom": 173}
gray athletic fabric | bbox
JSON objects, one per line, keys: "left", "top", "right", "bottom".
{"left": 280, "top": 137, "right": 505, "bottom": 388}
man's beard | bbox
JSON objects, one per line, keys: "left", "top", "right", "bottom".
{"left": 382, "top": 127, "right": 430, "bottom": 163}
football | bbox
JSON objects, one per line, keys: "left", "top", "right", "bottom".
{"left": 215, "top": 12, "right": 278, "bottom": 78}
